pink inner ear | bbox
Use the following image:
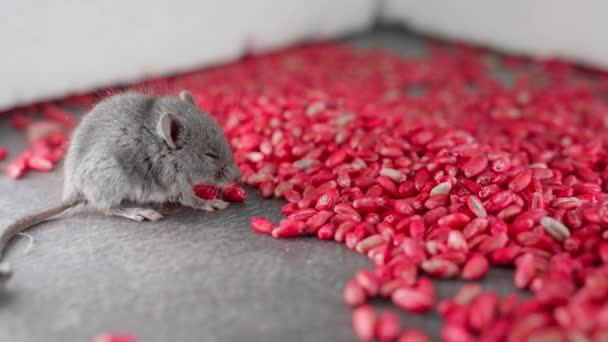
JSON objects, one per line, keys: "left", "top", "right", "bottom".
{"left": 170, "top": 120, "right": 180, "bottom": 143}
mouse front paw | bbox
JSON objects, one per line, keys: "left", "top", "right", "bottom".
{"left": 180, "top": 196, "right": 229, "bottom": 212}
{"left": 201, "top": 199, "right": 229, "bottom": 211}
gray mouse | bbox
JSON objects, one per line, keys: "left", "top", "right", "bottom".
{"left": 0, "top": 90, "right": 241, "bottom": 287}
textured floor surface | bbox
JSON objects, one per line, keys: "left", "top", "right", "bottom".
{"left": 0, "top": 28, "right": 518, "bottom": 342}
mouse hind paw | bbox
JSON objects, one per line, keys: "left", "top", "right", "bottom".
{"left": 109, "top": 208, "right": 164, "bottom": 222}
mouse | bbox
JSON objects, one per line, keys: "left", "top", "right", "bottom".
{"left": 0, "top": 90, "right": 241, "bottom": 287}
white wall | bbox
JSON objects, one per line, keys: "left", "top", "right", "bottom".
{"left": 0, "top": 0, "right": 376, "bottom": 111}
{"left": 3, "top": 1, "right": 608, "bottom": 111}
{"left": 381, "top": 0, "right": 608, "bottom": 69}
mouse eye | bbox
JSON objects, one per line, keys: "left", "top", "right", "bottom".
{"left": 205, "top": 152, "right": 218, "bottom": 159}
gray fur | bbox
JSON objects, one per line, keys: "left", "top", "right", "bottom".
{"left": 0, "top": 91, "right": 241, "bottom": 287}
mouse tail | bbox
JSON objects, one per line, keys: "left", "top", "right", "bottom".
{"left": 0, "top": 200, "right": 77, "bottom": 286}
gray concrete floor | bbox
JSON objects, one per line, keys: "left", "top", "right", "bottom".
{"left": 0, "top": 28, "right": 519, "bottom": 342}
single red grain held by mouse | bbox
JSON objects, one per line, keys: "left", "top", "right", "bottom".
{"left": 3, "top": 40, "right": 608, "bottom": 341}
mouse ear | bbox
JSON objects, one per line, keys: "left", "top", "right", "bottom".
{"left": 156, "top": 113, "right": 180, "bottom": 149}
{"left": 179, "top": 90, "right": 196, "bottom": 105}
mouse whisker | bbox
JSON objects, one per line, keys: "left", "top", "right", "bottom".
{"left": 212, "top": 185, "right": 222, "bottom": 197}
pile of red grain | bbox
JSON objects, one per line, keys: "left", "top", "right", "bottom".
{"left": 3, "top": 40, "right": 608, "bottom": 341}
